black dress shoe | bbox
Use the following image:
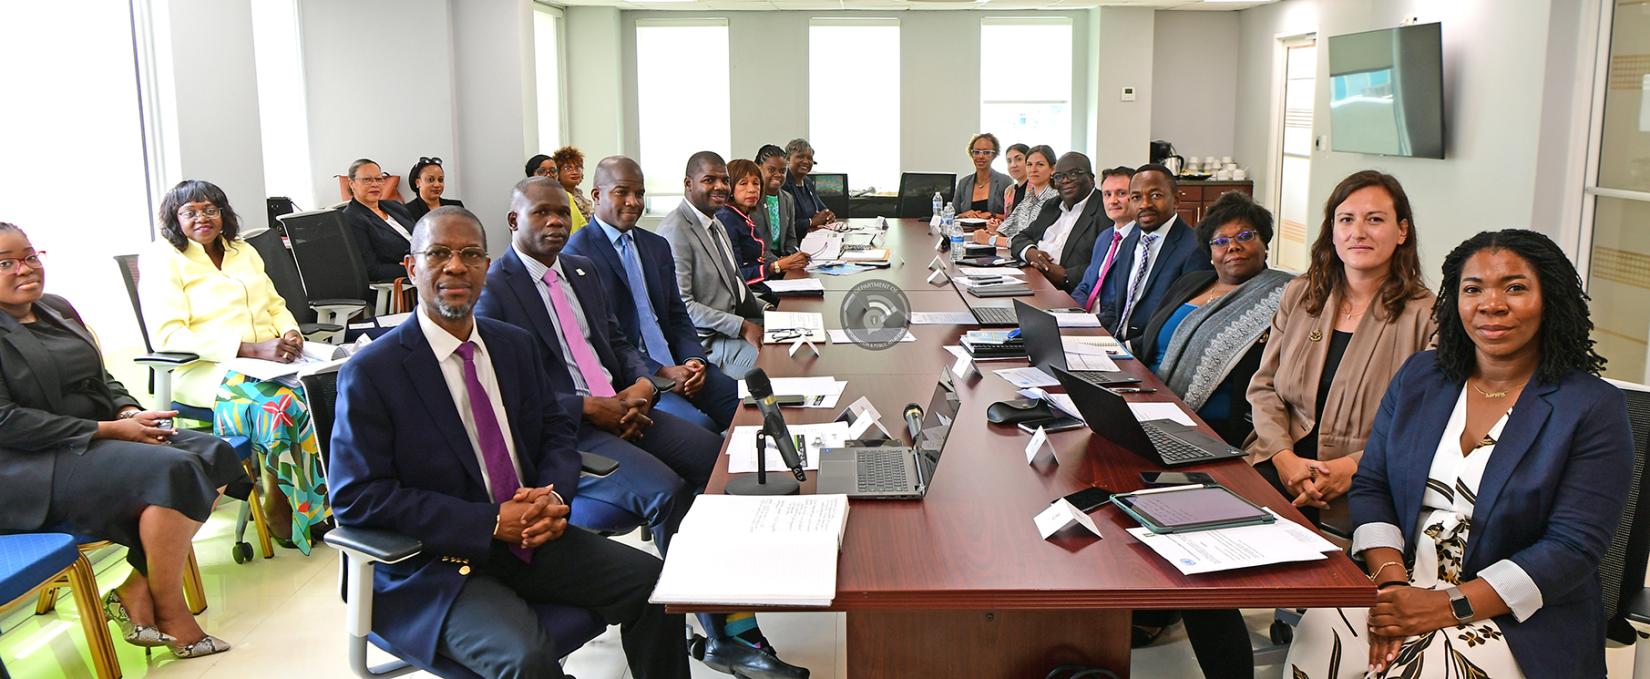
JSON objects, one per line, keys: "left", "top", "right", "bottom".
{"left": 699, "top": 636, "right": 810, "bottom": 679}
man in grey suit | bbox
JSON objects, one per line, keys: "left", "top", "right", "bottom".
{"left": 657, "top": 151, "right": 766, "bottom": 379}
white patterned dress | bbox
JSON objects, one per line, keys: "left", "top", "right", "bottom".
{"left": 1285, "top": 390, "right": 1526, "bottom": 678}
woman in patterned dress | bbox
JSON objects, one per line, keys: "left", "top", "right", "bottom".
{"left": 1286, "top": 229, "right": 1633, "bottom": 678}
{"left": 139, "top": 180, "right": 329, "bottom": 554}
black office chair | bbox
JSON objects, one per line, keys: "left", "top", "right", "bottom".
{"left": 304, "top": 368, "right": 619, "bottom": 678}
{"left": 812, "top": 172, "right": 850, "bottom": 220}
{"left": 280, "top": 209, "right": 384, "bottom": 321}
{"left": 247, "top": 228, "right": 360, "bottom": 343}
{"left": 896, "top": 172, "right": 957, "bottom": 218}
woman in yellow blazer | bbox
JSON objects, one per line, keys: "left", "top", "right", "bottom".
{"left": 1245, "top": 170, "right": 1437, "bottom": 524}
{"left": 139, "top": 180, "right": 327, "bottom": 554}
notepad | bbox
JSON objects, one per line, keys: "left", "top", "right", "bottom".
{"left": 650, "top": 494, "right": 850, "bottom": 607}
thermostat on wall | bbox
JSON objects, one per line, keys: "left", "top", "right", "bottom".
{"left": 1121, "top": 87, "right": 1136, "bottom": 102}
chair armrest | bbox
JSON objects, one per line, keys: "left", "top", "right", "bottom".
{"left": 324, "top": 526, "right": 422, "bottom": 565}
{"left": 311, "top": 299, "right": 368, "bottom": 310}
{"left": 134, "top": 351, "right": 201, "bottom": 368}
{"left": 299, "top": 322, "right": 344, "bottom": 334}
{"left": 580, "top": 452, "right": 620, "bottom": 478}
{"left": 1627, "top": 587, "right": 1650, "bottom": 626}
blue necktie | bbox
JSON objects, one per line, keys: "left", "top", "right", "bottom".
{"left": 617, "top": 232, "right": 675, "bottom": 364}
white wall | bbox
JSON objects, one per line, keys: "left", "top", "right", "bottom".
{"left": 1091, "top": 7, "right": 1155, "bottom": 168}
{"left": 1151, "top": 10, "right": 1239, "bottom": 163}
{"left": 299, "top": 0, "right": 459, "bottom": 208}
{"left": 1232, "top": 0, "right": 1588, "bottom": 279}
{"left": 451, "top": 0, "right": 536, "bottom": 249}
{"left": 564, "top": 6, "right": 627, "bottom": 165}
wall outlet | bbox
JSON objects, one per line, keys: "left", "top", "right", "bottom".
{"left": 1120, "top": 86, "right": 1136, "bottom": 102}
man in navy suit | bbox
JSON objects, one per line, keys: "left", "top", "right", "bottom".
{"left": 564, "top": 156, "right": 738, "bottom": 433}
{"left": 1094, "top": 164, "right": 1213, "bottom": 340}
{"left": 1068, "top": 166, "right": 1138, "bottom": 313}
{"left": 476, "top": 178, "right": 722, "bottom": 554}
{"left": 328, "top": 207, "right": 687, "bottom": 678}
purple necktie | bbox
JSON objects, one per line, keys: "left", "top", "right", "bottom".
{"left": 542, "top": 268, "right": 617, "bottom": 397}
{"left": 453, "top": 341, "right": 532, "bottom": 563}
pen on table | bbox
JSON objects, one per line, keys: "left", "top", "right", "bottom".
{"left": 1007, "top": 328, "right": 1022, "bottom": 339}
{"left": 1108, "top": 387, "right": 1156, "bottom": 394}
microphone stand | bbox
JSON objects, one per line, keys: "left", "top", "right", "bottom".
{"left": 726, "top": 430, "right": 801, "bottom": 496}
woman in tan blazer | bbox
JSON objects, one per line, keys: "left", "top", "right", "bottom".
{"left": 1245, "top": 170, "right": 1437, "bottom": 523}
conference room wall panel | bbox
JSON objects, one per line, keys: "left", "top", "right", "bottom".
{"left": 1151, "top": 10, "right": 1240, "bottom": 164}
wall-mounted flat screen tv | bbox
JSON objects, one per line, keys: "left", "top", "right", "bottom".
{"left": 1327, "top": 22, "right": 1445, "bottom": 158}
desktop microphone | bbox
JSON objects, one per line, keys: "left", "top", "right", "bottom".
{"left": 903, "top": 402, "right": 924, "bottom": 445}
{"left": 745, "top": 370, "right": 807, "bottom": 481}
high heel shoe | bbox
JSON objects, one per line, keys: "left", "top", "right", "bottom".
{"left": 167, "top": 634, "right": 231, "bottom": 659}
{"left": 101, "top": 591, "right": 176, "bottom": 648}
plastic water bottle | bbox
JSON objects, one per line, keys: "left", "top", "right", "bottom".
{"left": 944, "top": 205, "right": 963, "bottom": 262}
{"left": 931, "top": 192, "right": 944, "bottom": 220}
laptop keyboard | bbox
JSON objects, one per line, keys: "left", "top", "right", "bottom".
{"left": 857, "top": 449, "right": 911, "bottom": 492}
{"left": 972, "top": 306, "right": 1018, "bottom": 326}
{"left": 1143, "top": 423, "right": 1214, "bottom": 463}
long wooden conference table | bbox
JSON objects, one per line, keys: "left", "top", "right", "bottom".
{"left": 669, "top": 218, "right": 1372, "bottom": 677}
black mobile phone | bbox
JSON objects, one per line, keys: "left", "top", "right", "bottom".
{"left": 1139, "top": 471, "right": 1215, "bottom": 488}
{"left": 1016, "top": 414, "right": 1085, "bottom": 434}
{"left": 1063, "top": 486, "right": 1118, "bottom": 513}
{"left": 741, "top": 394, "right": 807, "bottom": 406}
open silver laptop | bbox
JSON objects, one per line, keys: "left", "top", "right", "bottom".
{"left": 816, "top": 372, "right": 960, "bottom": 499}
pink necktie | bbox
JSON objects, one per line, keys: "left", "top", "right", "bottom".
{"left": 453, "top": 342, "right": 532, "bottom": 563}
{"left": 542, "top": 268, "right": 616, "bottom": 397}
{"left": 1084, "top": 230, "right": 1126, "bottom": 312}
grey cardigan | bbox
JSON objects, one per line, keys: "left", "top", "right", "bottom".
{"left": 952, "top": 170, "right": 1014, "bottom": 215}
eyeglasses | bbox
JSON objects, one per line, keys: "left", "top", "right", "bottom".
{"left": 0, "top": 252, "right": 45, "bottom": 273}
{"left": 353, "top": 174, "right": 391, "bottom": 184}
{"left": 1208, "top": 230, "right": 1259, "bottom": 250}
{"left": 412, "top": 247, "right": 488, "bottom": 266}
{"left": 969, "top": 149, "right": 998, "bottom": 157}
{"left": 1050, "top": 170, "right": 1091, "bottom": 184}
{"left": 532, "top": 167, "right": 557, "bottom": 177}
{"left": 177, "top": 207, "right": 222, "bottom": 220}
{"left": 419, "top": 156, "right": 442, "bottom": 165}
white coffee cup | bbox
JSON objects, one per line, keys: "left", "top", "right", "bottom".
{"left": 1233, "top": 168, "right": 1248, "bottom": 181}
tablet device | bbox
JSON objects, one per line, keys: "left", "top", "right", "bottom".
{"left": 1110, "top": 485, "right": 1275, "bottom": 534}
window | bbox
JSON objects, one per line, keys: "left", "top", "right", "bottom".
{"left": 636, "top": 19, "right": 730, "bottom": 202}
{"left": 251, "top": 0, "right": 315, "bottom": 209}
{"left": 808, "top": 19, "right": 900, "bottom": 192}
{"left": 532, "top": 5, "right": 565, "bottom": 151}
{"left": 980, "top": 18, "right": 1073, "bottom": 170}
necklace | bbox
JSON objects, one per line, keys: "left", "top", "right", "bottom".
{"left": 1471, "top": 380, "right": 1524, "bottom": 399}
{"left": 1339, "top": 298, "right": 1370, "bottom": 321}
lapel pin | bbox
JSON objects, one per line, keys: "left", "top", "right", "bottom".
{"left": 576, "top": 268, "right": 586, "bottom": 277}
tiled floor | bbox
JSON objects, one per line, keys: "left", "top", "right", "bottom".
{"left": 1, "top": 505, "right": 1640, "bottom": 678}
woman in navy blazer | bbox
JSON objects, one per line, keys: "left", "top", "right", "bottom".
{"left": 1288, "top": 230, "right": 1632, "bottom": 678}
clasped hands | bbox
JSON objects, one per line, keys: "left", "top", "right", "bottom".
{"left": 1271, "top": 450, "right": 1356, "bottom": 509}
{"left": 584, "top": 378, "right": 657, "bottom": 441}
{"left": 656, "top": 361, "right": 707, "bottom": 398}
{"left": 97, "top": 408, "right": 180, "bottom": 444}
{"left": 1023, "top": 248, "right": 1068, "bottom": 286}
{"left": 1366, "top": 584, "right": 1456, "bottom": 673}
{"left": 494, "top": 484, "right": 569, "bottom": 550}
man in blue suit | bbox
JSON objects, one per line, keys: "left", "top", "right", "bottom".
{"left": 1094, "top": 164, "right": 1213, "bottom": 340}
{"left": 476, "top": 177, "right": 722, "bottom": 553}
{"left": 564, "top": 156, "right": 738, "bottom": 433}
{"left": 328, "top": 207, "right": 687, "bottom": 678}
{"left": 1068, "top": 166, "right": 1138, "bottom": 314}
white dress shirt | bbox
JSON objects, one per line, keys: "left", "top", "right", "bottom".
{"left": 381, "top": 212, "right": 412, "bottom": 241}
{"left": 1124, "top": 216, "right": 1179, "bottom": 304}
{"left": 1024, "top": 189, "right": 1094, "bottom": 265}
{"left": 513, "top": 245, "right": 614, "bottom": 396}
{"left": 416, "top": 308, "right": 525, "bottom": 497}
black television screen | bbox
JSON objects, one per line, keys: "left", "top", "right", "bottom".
{"left": 1327, "top": 22, "right": 1445, "bottom": 158}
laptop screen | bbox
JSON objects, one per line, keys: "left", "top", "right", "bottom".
{"left": 914, "top": 371, "right": 961, "bottom": 482}
{"left": 1013, "top": 299, "right": 1065, "bottom": 374}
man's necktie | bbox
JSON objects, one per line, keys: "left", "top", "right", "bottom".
{"left": 617, "top": 233, "right": 674, "bottom": 364}
{"left": 1084, "top": 230, "right": 1127, "bottom": 312}
{"left": 542, "top": 268, "right": 617, "bottom": 397}
{"left": 707, "top": 220, "right": 747, "bottom": 301}
{"left": 453, "top": 341, "right": 532, "bottom": 563}
{"left": 1117, "top": 232, "right": 1161, "bottom": 335}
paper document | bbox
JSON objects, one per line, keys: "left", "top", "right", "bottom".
{"left": 651, "top": 494, "right": 849, "bottom": 607}
{"left": 763, "top": 278, "right": 825, "bottom": 294}
{"left": 952, "top": 275, "right": 1025, "bottom": 289}
{"left": 1129, "top": 402, "right": 1196, "bottom": 427}
{"left": 994, "top": 366, "right": 1060, "bottom": 389}
{"left": 736, "top": 376, "right": 846, "bottom": 408}
{"left": 807, "top": 263, "right": 874, "bottom": 276}
{"left": 1062, "top": 340, "right": 1120, "bottom": 372}
{"left": 839, "top": 248, "right": 890, "bottom": 263}
{"left": 956, "top": 266, "right": 1024, "bottom": 276}
{"left": 911, "top": 311, "right": 979, "bottom": 325}
{"left": 800, "top": 231, "right": 843, "bottom": 261}
{"left": 827, "top": 329, "right": 915, "bottom": 345}
{"left": 725, "top": 421, "right": 852, "bottom": 473}
{"left": 221, "top": 342, "right": 352, "bottom": 383}
{"left": 1125, "top": 510, "right": 1336, "bottom": 575}
{"left": 1050, "top": 312, "right": 1102, "bottom": 328}
{"left": 348, "top": 311, "right": 412, "bottom": 330}
{"left": 764, "top": 311, "right": 826, "bottom": 343}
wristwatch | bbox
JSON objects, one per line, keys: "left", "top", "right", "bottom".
{"left": 1445, "top": 586, "right": 1474, "bottom": 623}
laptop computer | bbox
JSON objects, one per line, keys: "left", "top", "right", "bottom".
{"left": 816, "top": 372, "right": 961, "bottom": 499}
{"left": 1014, "top": 300, "right": 1140, "bottom": 388}
{"left": 1051, "top": 366, "right": 1245, "bottom": 466}
{"left": 943, "top": 275, "right": 1021, "bottom": 326}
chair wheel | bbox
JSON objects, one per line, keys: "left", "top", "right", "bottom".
{"left": 232, "top": 541, "right": 253, "bottom": 564}
{"left": 1269, "top": 620, "right": 1293, "bottom": 645}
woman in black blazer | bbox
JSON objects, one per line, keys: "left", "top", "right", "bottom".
{"left": 403, "top": 156, "right": 464, "bottom": 222}
{"left": 0, "top": 223, "right": 243, "bottom": 659}
{"left": 340, "top": 158, "right": 417, "bottom": 283}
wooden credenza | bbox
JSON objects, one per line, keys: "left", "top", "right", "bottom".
{"left": 1175, "top": 179, "right": 1254, "bottom": 226}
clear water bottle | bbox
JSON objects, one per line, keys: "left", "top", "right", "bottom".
{"left": 931, "top": 192, "right": 944, "bottom": 220}
{"left": 943, "top": 205, "right": 963, "bottom": 262}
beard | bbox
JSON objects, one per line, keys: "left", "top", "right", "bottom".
{"left": 432, "top": 298, "right": 473, "bottom": 320}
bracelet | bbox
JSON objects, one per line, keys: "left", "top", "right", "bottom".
{"left": 118, "top": 409, "right": 139, "bottom": 420}
{"left": 1367, "top": 560, "right": 1404, "bottom": 583}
